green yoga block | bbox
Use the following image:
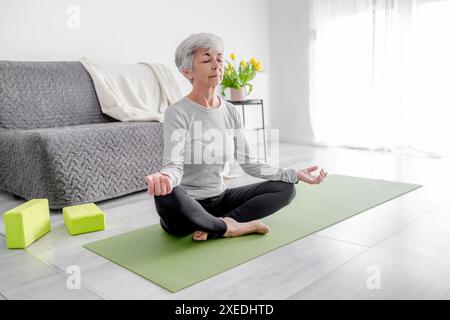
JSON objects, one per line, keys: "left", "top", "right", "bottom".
{"left": 3, "top": 199, "right": 51, "bottom": 249}
{"left": 63, "top": 203, "right": 105, "bottom": 236}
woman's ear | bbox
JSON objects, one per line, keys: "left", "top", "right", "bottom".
{"left": 182, "top": 68, "right": 194, "bottom": 82}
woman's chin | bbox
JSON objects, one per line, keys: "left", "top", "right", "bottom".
{"left": 207, "top": 80, "right": 220, "bottom": 87}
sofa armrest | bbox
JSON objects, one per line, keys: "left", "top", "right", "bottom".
{"left": 0, "top": 129, "right": 52, "bottom": 198}
{"left": 0, "top": 122, "right": 163, "bottom": 208}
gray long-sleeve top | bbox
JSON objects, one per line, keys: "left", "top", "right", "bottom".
{"left": 159, "top": 96, "right": 299, "bottom": 200}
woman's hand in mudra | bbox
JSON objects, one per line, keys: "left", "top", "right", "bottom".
{"left": 297, "top": 166, "right": 328, "bottom": 185}
{"left": 144, "top": 172, "right": 173, "bottom": 196}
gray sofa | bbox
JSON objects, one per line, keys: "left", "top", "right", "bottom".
{"left": 0, "top": 61, "right": 163, "bottom": 209}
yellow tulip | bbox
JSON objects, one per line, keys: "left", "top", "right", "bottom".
{"left": 230, "top": 53, "right": 236, "bottom": 61}
{"left": 255, "top": 62, "right": 262, "bottom": 71}
{"left": 250, "top": 57, "right": 258, "bottom": 67}
{"left": 240, "top": 60, "right": 247, "bottom": 68}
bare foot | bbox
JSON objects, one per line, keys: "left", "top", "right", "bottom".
{"left": 192, "top": 230, "right": 208, "bottom": 241}
{"left": 220, "top": 217, "right": 270, "bottom": 238}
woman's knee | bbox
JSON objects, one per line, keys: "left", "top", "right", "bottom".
{"left": 154, "top": 186, "right": 183, "bottom": 208}
{"left": 274, "top": 181, "right": 296, "bottom": 204}
{"left": 154, "top": 187, "right": 187, "bottom": 221}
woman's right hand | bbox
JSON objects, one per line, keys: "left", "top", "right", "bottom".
{"left": 144, "top": 172, "right": 173, "bottom": 196}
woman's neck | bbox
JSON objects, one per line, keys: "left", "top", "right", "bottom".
{"left": 187, "top": 86, "right": 220, "bottom": 109}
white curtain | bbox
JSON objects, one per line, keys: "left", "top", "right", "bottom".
{"left": 310, "top": 0, "right": 450, "bottom": 158}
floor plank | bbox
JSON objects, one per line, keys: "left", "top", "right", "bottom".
{"left": 288, "top": 288, "right": 336, "bottom": 300}
{"left": 441, "top": 290, "right": 450, "bottom": 300}
{"left": 301, "top": 206, "right": 450, "bottom": 300}
{"left": 0, "top": 235, "right": 22, "bottom": 261}
{"left": 0, "top": 252, "right": 59, "bottom": 292}
{"left": 2, "top": 273, "right": 102, "bottom": 300}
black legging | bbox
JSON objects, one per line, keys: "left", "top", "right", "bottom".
{"left": 154, "top": 180, "right": 297, "bottom": 237}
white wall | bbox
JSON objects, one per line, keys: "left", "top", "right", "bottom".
{"left": 269, "top": 0, "right": 315, "bottom": 144}
{"left": 0, "top": 0, "right": 272, "bottom": 126}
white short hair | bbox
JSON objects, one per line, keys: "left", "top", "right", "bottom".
{"left": 175, "top": 33, "right": 224, "bottom": 75}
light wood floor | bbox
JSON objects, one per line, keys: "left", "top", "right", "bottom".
{"left": 0, "top": 142, "right": 449, "bottom": 300}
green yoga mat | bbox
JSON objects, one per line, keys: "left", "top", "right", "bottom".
{"left": 84, "top": 174, "right": 421, "bottom": 292}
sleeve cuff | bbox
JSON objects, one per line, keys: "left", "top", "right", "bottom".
{"left": 282, "top": 168, "right": 299, "bottom": 184}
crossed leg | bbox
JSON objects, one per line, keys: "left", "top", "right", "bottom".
{"left": 192, "top": 180, "right": 297, "bottom": 240}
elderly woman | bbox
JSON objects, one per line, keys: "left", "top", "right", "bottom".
{"left": 144, "top": 33, "right": 328, "bottom": 241}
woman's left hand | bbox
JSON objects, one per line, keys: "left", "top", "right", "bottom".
{"left": 297, "top": 166, "right": 328, "bottom": 184}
